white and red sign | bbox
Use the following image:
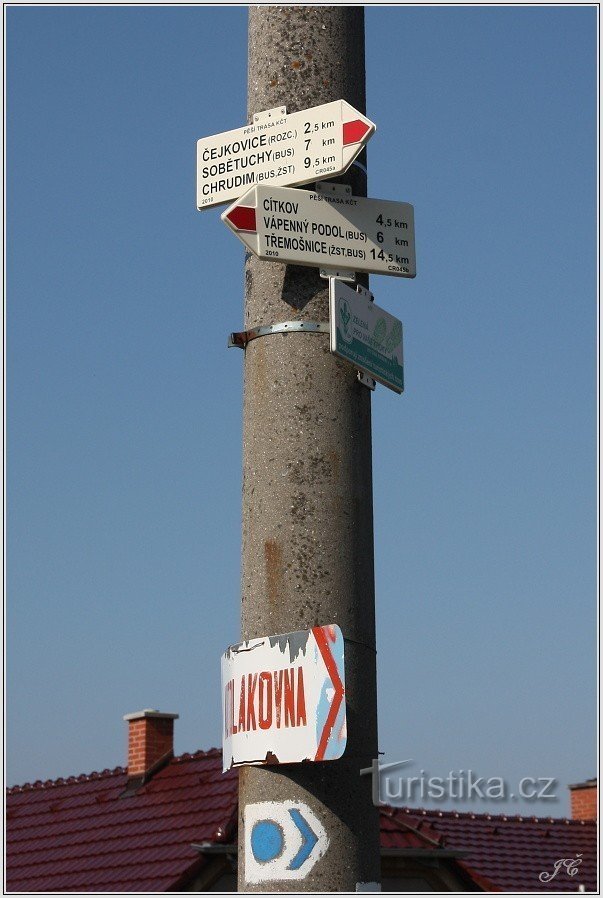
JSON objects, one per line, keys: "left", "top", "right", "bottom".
{"left": 197, "top": 100, "right": 375, "bottom": 209}
{"left": 221, "top": 624, "right": 346, "bottom": 771}
{"left": 221, "top": 182, "right": 416, "bottom": 278}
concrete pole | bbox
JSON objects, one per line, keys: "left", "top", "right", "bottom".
{"left": 239, "top": 6, "right": 381, "bottom": 892}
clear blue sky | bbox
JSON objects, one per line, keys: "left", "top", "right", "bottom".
{"left": 7, "top": 4, "right": 597, "bottom": 816}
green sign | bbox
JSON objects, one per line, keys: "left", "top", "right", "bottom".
{"left": 329, "top": 280, "right": 404, "bottom": 394}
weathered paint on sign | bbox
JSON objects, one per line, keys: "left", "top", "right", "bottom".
{"left": 196, "top": 100, "right": 375, "bottom": 208}
{"left": 221, "top": 183, "right": 416, "bottom": 277}
{"left": 245, "top": 800, "right": 329, "bottom": 883}
{"left": 330, "top": 279, "right": 404, "bottom": 394}
{"left": 221, "top": 624, "right": 346, "bottom": 771}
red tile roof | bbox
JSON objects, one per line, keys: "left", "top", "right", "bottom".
{"left": 7, "top": 753, "right": 597, "bottom": 893}
{"left": 385, "top": 807, "right": 597, "bottom": 893}
{"left": 6, "top": 750, "right": 237, "bottom": 893}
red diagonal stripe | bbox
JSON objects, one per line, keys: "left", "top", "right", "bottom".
{"left": 342, "top": 119, "right": 370, "bottom": 145}
{"left": 312, "top": 625, "right": 345, "bottom": 761}
{"left": 225, "top": 205, "right": 256, "bottom": 232}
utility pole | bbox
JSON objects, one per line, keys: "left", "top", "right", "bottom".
{"left": 238, "top": 6, "right": 381, "bottom": 892}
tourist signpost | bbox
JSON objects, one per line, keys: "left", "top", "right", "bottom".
{"left": 222, "top": 625, "right": 346, "bottom": 771}
{"left": 221, "top": 182, "right": 416, "bottom": 278}
{"left": 197, "top": 11, "right": 417, "bottom": 887}
{"left": 197, "top": 100, "right": 375, "bottom": 209}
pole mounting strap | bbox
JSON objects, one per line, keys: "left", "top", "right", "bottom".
{"left": 228, "top": 320, "right": 329, "bottom": 349}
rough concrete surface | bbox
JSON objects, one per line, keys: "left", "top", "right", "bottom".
{"left": 239, "top": 7, "right": 381, "bottom": 891}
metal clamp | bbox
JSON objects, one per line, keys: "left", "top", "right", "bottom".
{"left": 357, "top": 371, "right": 376, "bottom": 391}
{"left": 314, "top": 183, "right": 357, "bottom": 282}
{"left": 228, "top": 320, "right": 329, "bottom": 349}
{"left": 252, "top": 105, "right": 287, "bottom": 124}
{"left": 351, "top": 160, "right": 368, "bottom": 175}
{"left": 319, "top": 267, "right": 356, "bottom": 282}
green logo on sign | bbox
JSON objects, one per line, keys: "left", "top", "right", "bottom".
{"left": 373, "top": 317, "right": 387, "bottom": 346}
{"left": 384, "top": 319, "right": 402, "bottom": 353}
{"left": 372, "top": 318, "right": 402, "bottom": 354}
{"left": 340, "top": 300, "right": 351, "bottom": 336}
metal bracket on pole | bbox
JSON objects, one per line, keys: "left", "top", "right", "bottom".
{"left": 355, "top": 283, "right": 374, "bottom": 303}
{"left": 326, "top": 258, "right": 375, "bottom": 389}
{"left": 320, "top": 267, "right": 356, "bottom": 282}
{"left": 228, "top": 320, "right": 329, "bottom": 349}
{"left": 357, "top": 371, "right": 376, "bottom": 391}
{"left": 315, "top": 181, "right": 356, "bottom": 283}
{"left": 315, "top": 181, "right": 352, "bottom": 198}
{"left": 251, "top": 105, "right": 287, "bottom": 125}
{"left": 353, "top": 285, "right": 376, "bottom": 386}
{"left": 351, "top": 159, "right": 368, "bottom": 176}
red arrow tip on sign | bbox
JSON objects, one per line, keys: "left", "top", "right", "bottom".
{"left": 226, "top": 205, "right": 257, "bottom": 232}
{"left": 342, "top": 119, "right": 371, "bottom": 145}
{"left": 312, "top": 625, "right": 345, "bottom": 762}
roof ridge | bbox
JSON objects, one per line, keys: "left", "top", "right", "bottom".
{"left": 7, "top": 747, "right": 223, "bottom": 793}
{"left": 173, "top": 747, "right": 221, "bottom": 763}
{"left": 387, "top": 804, "right": 596, "bottom": 826}
{"left": 6, "top": 765, "right": 126, "bottom": 794}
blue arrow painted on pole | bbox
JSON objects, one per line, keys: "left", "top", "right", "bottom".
{"left": 287, "top": 808, "right": 318, "bottom": 870}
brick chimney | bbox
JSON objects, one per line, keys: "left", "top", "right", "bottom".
{"left": 123, "top": 709, "right": 179, "bottom": 783}
{"left": 569, "top": 778, "right": 597, "bottom": 820}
